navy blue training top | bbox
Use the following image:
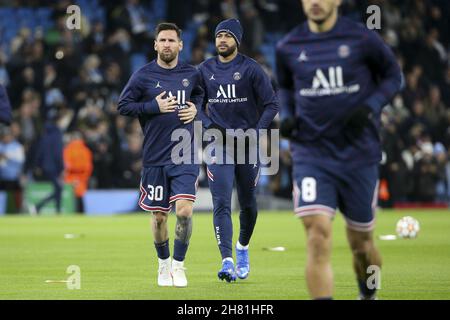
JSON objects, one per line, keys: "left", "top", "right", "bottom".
{"left": 118, "top": 60, "right": 204, "bottom": 166}
{"left": 276, "top": 16, "right": 403, "bottom": 169}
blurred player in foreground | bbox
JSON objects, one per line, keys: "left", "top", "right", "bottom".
{"left": 276, "top": 0, "right": 403, "bottom": 299}
{"left": 198, "top": 19, "right": 278, "bottom": 282}
{"left": 118, "top": 23, "right": 204, "bottom": 287}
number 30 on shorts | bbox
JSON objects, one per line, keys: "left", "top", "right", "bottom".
{"left": 301, "top": 177, "right": 317, "bottom": 202}
{"left": 147, "top": 185, "right": 164, "bottom": 201}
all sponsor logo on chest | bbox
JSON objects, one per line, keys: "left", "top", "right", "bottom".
{"left": 153, "top": 80, "right": 190, "bottom": 109}
{"left": 300, "top": 65, "right": 360, "bottom": 97}
{"left": 208, "top": 82, "right": 248, "bottom": 104}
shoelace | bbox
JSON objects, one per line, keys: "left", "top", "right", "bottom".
{"left": 223, "top": 262, "right": 234, "bottom": 273}
{"left": 159, "top": 264, "right": 171, "bottom": 275}
{"left": 172, "top": 266, "right": 187, "bottom": 275}
{"left": 237, "top": 251, "right": 249, "bottom": 266}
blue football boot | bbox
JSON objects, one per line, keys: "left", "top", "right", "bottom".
{"left": 235, "top": 246, "right": 250, "bottom": 279}
{"left": 218, "top": 259, "right": 236, "bottom": 282}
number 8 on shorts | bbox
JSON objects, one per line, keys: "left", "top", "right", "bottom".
{"left": 301, "top": 177, "right": 317, "bottom": 202}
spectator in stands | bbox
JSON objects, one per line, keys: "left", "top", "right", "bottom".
{"left": 190, "top": 46, "right": 206, "bottom": 66}
{"left": 427, "top": 5, "right": 449, "bottom": 46}
{"left": 82, "top": 54, "right": 103, "bottom": 84}
{"left": 15, "top": 90, "right": 43, "bottom": 148}
{"left": 270, "top": 139, "right": 292, "bottom": 199}
{"left": 0, "top": 50, "right": 10, "bottom": 87}
{"left": 424, "top": 85, "right": 447, "bottom": 141}
{"left": 103, "top": 28, "right": 132, "bottom": 78}
{"left": 381, "top": 118, "right": 410, "bottom": 205}
{"left": 417, "top": 28, "right": 447, "bottom": 84}
{"left": 413, "top": 141, "right": 439, "bottom": 202}
{"left": 0, "top": 84, "right": 12, "bottom": 125}
{"left": 277, "top": 0, "right": 303, "bottom": 31}
{"left": 83, "top": 20, "right": 106, "bottom": 55}
{"left": 440, "top": 67, "right": 450, "bottom": 107}
{"left": 0, "top": 125, "right": 25, "bottom": 211}
{"left": 118, "top": 134, "right": 142, "bottom": 188}
{"left": 434, "top": 142, "right": 448, "bottom": 202}
{"left": 257, "top": 0, "right": 281, "bottom": 32}
{"left": 81, "top": 114, "right": 114, "bottom": 189}
{"left": 10, "top": 67, "right": 41, "bottom": 107}
{"left": 43, "top": 63, "right": 59, "bottom": 94}
{"left": 400, "top": 99, "right": 432, "bottom": 146}
{"left": 63, "top": 131, "right": 93, "bottom": 213}
{"left": 240, "top": 0, "right": 264, "bottom": 54}
{"left": 402, "top": 69, "right": 424, "bottom": 111}
{"left": 167, "top": 0, "right": 191, "bottom": 29}
{"left": 221, "top": 0, "right": 239, "bottom": 20}
{"left": 101, "top": 62, "right": 124, "bottom": 104}
{"left": 111, "top": 0, "right": 153, "bottom": 53}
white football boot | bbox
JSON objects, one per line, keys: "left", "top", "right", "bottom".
{"left": 172, "top": 259, "right": 188, "bottom": 287}
{"left": 157, "top": 257, "right": 173, "bottom": 286}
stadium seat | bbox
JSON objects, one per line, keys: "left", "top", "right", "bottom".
{"left": 131, "top": 53, "right": 148, "bottom": 73}
{"left": 180, "top": 29, "right": 194, "bottom": 61}
{"left": 260, "top": 44, "right": 276, "bottom": 71}
{"left": 152, "top": 0, "right": 167, "bottom": 20}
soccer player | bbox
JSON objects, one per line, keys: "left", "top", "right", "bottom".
{"left": 32, "top": 110, "right": 64, "bottom": 215}
{"left": 198, "top": 19, "right": 279, "bottom": 282}
{"left": 118, "top": 23, "right": 204, "bottom": 287}
{"left": 276, "top": 0, "right": 403, "bottom": 299}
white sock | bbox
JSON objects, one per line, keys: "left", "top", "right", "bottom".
{"left": 223, "top": 257, "right": 234, "bottom": 264}
{"left": 159, "top": 257, "right": 171, "bottom": 262}
{"left": 172, "top": 259, "right": 184, "bottom": 266}
{"left": 236, "top": 241, "right": 249, "bottom": 250}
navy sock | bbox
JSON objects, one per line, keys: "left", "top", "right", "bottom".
{"left": 358, "top": 279, "right": 377, "bottom": 298}
{"left": 238, "top": 206, "right": 257, "bottom": 246}
{"left": 173, "top": 239, "right": 189, "bottom": 262}
{"left": 154, "top": 239, "right": 170, "bottom": 260}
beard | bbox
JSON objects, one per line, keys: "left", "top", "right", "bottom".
{"left": 308, "top": 7, "right": 334, "bottom": 25}
{"left": 217, "top": 43, "right": 237, "bottom": 58}
{"left": 159, "top": 50, "right": 177, "bottom": 64}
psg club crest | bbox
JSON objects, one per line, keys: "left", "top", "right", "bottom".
{"left": 338, "top": 45, "right": 351, "bottom": 58}
{"left": 233, "top": 72, "right": 241, "bottom": 81}
{"left": 182, "top": 78, "right": 190, "bottom": 87}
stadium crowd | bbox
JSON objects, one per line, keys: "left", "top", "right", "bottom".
{"left": 0, "top": 0, "right": 449, "bottom": 211}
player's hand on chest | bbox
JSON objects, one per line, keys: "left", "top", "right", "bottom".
{"left": 145, "top": 78, "right": 193, "bottom": 110}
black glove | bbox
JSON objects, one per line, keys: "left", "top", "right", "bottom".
{"left": 344, "top": 105, "right": 373, "bottom": 137}
{"left": 280, "top": 118, "right": 297, "bottom": 139}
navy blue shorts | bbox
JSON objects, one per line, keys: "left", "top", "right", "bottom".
{"left": 139, "top": 164, "right": 199, "bottom": 213}
{"left": 292, "top": 163, "right": 379, "bottom": 232}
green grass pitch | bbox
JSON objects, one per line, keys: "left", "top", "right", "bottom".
{"left": 1, "top": 210, "right": 449, "bottom": 300}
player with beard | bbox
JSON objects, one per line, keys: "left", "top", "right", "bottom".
{"left": 197, "top": 19, "right": 279, "bottom": 282}
{"left": 276, "top": 0, "right": 403, "bottom": 299}
{"left": 118, "top": 23, "right": 204, "bottom": 287}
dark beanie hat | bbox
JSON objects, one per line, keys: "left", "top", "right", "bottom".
{"left": 215, "top": 18, "right": 243, "bottom": 46}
